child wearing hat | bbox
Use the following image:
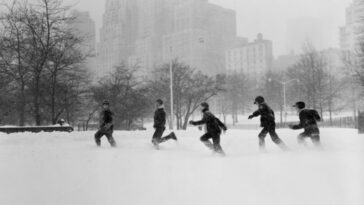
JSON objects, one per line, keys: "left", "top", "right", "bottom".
{"left": 152, "top": 99, "right": 177, "bottom": 149}
{"left": 289, "top": 101, "right": 322, "bottom": 147}
{"left": 94, "top": 100, "right": 117, "bottom": 147}
{"left": 248, "top": 96, "right": 288, "bottom": 151}
{"left": 189, "top": 102, "right": 227, "bottom": 155}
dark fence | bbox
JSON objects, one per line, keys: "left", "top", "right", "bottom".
{"left": 277, "top": 116, "right": 357, "bottom": 129}
{"left": 77, "top": 122, "right": 146, "bottom": 131}
{"left": 225, "top": 116, "right": 358, "bottom": 130}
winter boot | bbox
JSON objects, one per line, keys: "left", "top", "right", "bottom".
{"left": 274, "top": 139, "right": 288, "bottom": 151}
{"left": 95, "top": 137, "right": 101, "bottom": 147}
{"left": 152, "top": 139, "right": 160, "bottom": 150}
{"left": 107, "top": 135, "right": 117, "bottom": 147}
{"left": 214, "top": 145, "right": 226, "bottom": 156}
{"left": 169, "top": 132, "right": 178, "bottom": 141}
{"left": 202, "top": 140, "right": 214, "bottom": 150}
{"left": 278, "top": 142, "right": 289, "bottom": 151}
{"left": 109, "top": 140, "right": 117, "bottom": 147}
{"left": 259, "top": 138, "right": 266, "bottom": 151}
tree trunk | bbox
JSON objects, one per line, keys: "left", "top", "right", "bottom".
{"left": 19, "top": 84, "right": 26, "bottom": 126}
{"left": 182, "top": 113, "right": 190, "bottom": 130}
{"left": 51, "top": 73, "right": 57, "bottom": 124}
{"left": 34, "top": 74, "right": 41, "bottom": 125}
{"left": 328, "top": 99, "right": 333, "bottom": 126}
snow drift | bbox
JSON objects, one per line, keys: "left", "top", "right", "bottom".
{"left": 0, "top": 128, "right": 363, "bottom": 205}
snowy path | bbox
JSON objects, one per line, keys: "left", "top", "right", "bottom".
{"left": 0, "top": 128, "right": 363, "bottom": 205}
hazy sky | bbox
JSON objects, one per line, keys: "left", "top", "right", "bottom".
{"left": 64, "top": 0, "right": 353, "bottom": 56}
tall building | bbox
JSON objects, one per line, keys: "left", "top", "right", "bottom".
{"left": 162, "top": 0, "right": 237, "bottom": 75}
{"left": 129, "top": 0, "right": 175, "bottom": 74}
{"left": 68, "top": 10, "right": 97, "bottom": 74}
{"left": 69, "top": 10, "right": 96, "bottom": 53}
{"left": 97, "top": 0, "right": 138, "bottom": 74}
{"left": 340, "top": 0, "right": 364, "bottom": 52}
{"left": 225, "top": 34, "right": 273, "bottom": 75}
{"left": 97, "top": 0, "right": 237, "bottom": 76}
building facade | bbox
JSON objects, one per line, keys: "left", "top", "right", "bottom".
{"left": 162, "top": 0, "right": 237, "bottom": 75}
{"left": 70, "top": 10, "right": 96, "bottom": 52}
{"left": 97, "top": 0, "right": 237, "bottom": 76}
{"left": 68, "top": 10, "right": 97, "bottom": 75}
{"left": 97, "top": 0, "right": 139, "bottom": 75}
{"left": 340, "top": 0, "right": 364, "bottom": 52}
{"left": 225, "top": 34, "right": 273, "bottom": 75}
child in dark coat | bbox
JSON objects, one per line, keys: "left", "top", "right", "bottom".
{"left": 248, "top": 96, "right": 287, "bottom": 151}
{"left": 190, "top": 102, "right": 227, "bottom": 155}
{"left": 94, "top": 100, "right": 116, "bottom": 147}
{"left": 289, "top": 101, "right": 322, "bottom": 147}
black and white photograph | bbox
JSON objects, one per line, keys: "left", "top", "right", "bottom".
{"left": 0, "top": 0, "right": 363, "bottom": 204}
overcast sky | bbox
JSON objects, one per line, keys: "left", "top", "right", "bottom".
{"left": 63, "top": 0, "right": 352, "bottom": 56}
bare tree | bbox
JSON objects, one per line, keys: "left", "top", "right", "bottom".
{"left": 0, "top": 0, "right": 91, "bottom": 125}
{"left": 92, "top": 63, "right": 151, "bottom": 130}
{"left": 260, "top": 71, "right": 285, "bottom": 124}
{"left": 150, "top": 60, "right": 224, "bottom": 130}
{"left": 16, "top": 0, "right": 74, "bottom": 125}
{"left": 43, "top": 28, "right": 89, "bottom": 124}
{"left": 223, "top": 73, "right": 253, "bottom": 126}
{"left": 287, "top": 43, "right": 329, "bottom": 117}
{"left": 0, "top": 1, "right": 30, "bottom": 125}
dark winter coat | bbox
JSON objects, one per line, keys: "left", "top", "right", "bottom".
{"left": 154, "top": 107, "right": 166, "bottom": 129}
{"left": 190, "top": 108, "right": 227, "bottom": 135}
{"left": 250, "top": 102, "right": 276, "bottom": 128}
{"left": 291, "top": 109, "right": 321, "bottom": 132}
{"left": 99, "top": 109, "right": 113, "bottom": 132}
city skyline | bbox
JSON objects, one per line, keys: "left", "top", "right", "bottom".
{"left": 63, "top": 0, "right": 353, "bottom": 56}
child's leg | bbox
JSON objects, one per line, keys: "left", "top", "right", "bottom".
{"left": 152, "top": 127, "right": 164, "bottom": 145}
{"left": 268, "top": 127, "right": 287, "bottom": 150}
{"left": 200, "top": 133, "right": 214, "bottom": 150}
{"left": 311, "top": 133, "right": 321, "bottom": 147}
{"left": 106, "top": 133, "right": 116, "bottom": 147}
{"left": 161, "top": 129, "right": 177, "bottom": 142}
{"left": 297, "top": 132, "right": 308, "bottom": 146}
{"left": 94, "top": 130, "right": 104, "bottom": 146}
{"left": 212, "top": 134, "right": 224, "bottom": 154}
{"left": 258, "top": 128, "right": 269, "bottom": 149}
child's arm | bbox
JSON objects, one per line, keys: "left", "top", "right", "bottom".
{"left": 248, "top": 110, "right": 260, "bottom": 119}
{"left": 190, "top": 114, "right": 208, "bottom": 126}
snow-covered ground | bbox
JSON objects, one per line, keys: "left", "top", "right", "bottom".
{"left": 0, "top": 128, "right": 363, "bottom": 205}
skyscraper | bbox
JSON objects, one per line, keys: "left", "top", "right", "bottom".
{"left": 97, "top": 0, "right": 237, "bottom": 76}
{"left": 130, "top": 0, "right": 176, "bottom": 74}
{"left": 340, "top": 0, "right": 364, "bottom": 52}
{"left": 97, "top": 0, "right": 138, "bottom": 74}
{"left": 68, "top": 10, "right": 97, "bottom": 75}
{"left": 69, "top": 10, "right": 96, "bottom": 53}
{"left": 162, "top": 0, "right": 237, "bottom": 75}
